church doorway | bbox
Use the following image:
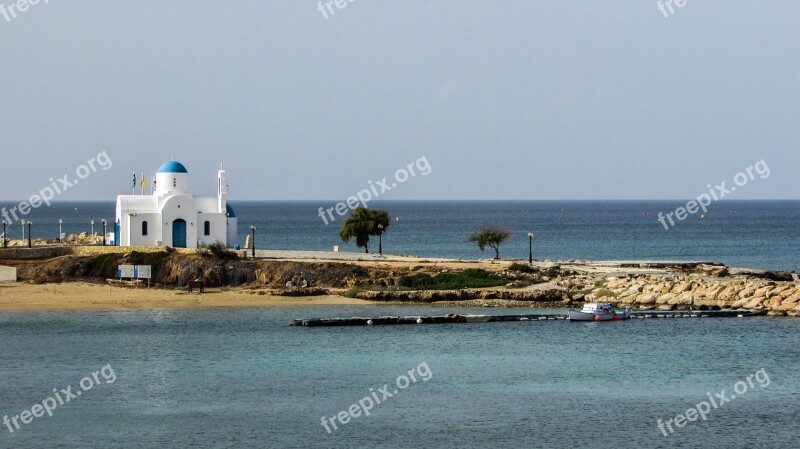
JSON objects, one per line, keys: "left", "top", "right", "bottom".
{"left": 172, "top": 219, "right": 187, "bottom": 248}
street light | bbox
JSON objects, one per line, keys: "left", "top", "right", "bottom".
{"left": 90, "top": 219, "right": 95, "bottom": 236}
{"left": 101, "top": 219, "right": 107, "bottom": 246}
{"left": 250, "top": 225, "right": 256, "bottom": 258}
{"left": 58, "top": 219, "right": 63, "bottom": 243}
{"left": 528, "top": 232, "right": 534, "bottom": 264}
{"left": 377, "top": 223, "right": 384, "bottom": 255}
{"left": 21, "top": 219, "right": 25, "bottom": 240}
{"left": 2, "top": 220, "right": 6, "bottom": 248}
{"left": 28, "top": 221, "right": 32, "bottom": 248}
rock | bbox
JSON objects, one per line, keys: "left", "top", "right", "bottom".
{"left": 696, "top": 264, "right": 729, "bottom": 277}
{"left": 672, "top": 282, "right": 692, "bottom": 294}
{"left": 773, "top": 299, "right": 799, "bottom": 312}
{"left": 767, "top": 296, "right": 784, "bottom": 309}
{"left": 635, "top": 293, "right": 658, "bottom": 305}
{"left": 738, "top": 287, "right": 755, "bottom": 299}
{"left": 705, "top": 285, "right": 725, "bottom": 300}
{"left": 744, "top": 297, "right": 767, "bottom": 309}
{"left": 607, "top": 278, "right": 627, "bottom": 289}
{"left": 754, "top": 286, "right": 773, "bottom": 297}
{"left": 731, "top": 297, "right": 750, "bottom": 309}
{"left": 717, "top": 286, "right": 739, "bottom": 302}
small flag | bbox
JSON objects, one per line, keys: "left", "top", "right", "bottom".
{"left": 152, "top": 175, "right": 156, "bottom": 189}
{"left": 140, "top": 172, "right": 146, "bottom": 189}
{"left": 132, "top": 173, "right": 136, "bottom": 188}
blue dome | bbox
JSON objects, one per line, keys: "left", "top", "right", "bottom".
{"left": 226, "top": 204, "right": 236, "bottom": 217}
{"left": 157, "top": 161, "right": 188, "bottom": 173}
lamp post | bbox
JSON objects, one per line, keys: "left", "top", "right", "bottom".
{"left": 377, "top": 223, "right": 384, "bottom": 255}
{"left": 250, "top": 225, "right": 256, "bottom": 258}
{"left": 528, "top": 232, "right": 534, "bottom": 264}
{"left": 28, "top": 221, "right": 32, "bottom": 248}
{"left": 101, "top": 219, "right": 107, "bottom": 246}
{"left": 21, "top": 219, "right": 25, "bottom": 240}
{"left": 2, "top": 220, "right": 6, "bottom": 248}
{"left": 58, "top": 219, "right": 63, "bottom": 243}
{"left": 90, "top": 220, "right": 95, "bottom": 236}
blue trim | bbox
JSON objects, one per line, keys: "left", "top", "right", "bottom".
{"left": 157, "top": 161, "right": 188, "bottom": 173}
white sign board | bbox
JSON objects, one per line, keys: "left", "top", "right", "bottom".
{"left": 136, "top": 265, "right": 152, "bottom": 279}
{"left": 118, "top": 265, "right": 135, "bottom": 278}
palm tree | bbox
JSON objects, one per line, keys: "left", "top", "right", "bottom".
{"left": 339, "top": 207, "right": 391, "bottom": 253}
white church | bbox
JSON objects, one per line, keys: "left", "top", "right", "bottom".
{"left": 115, "top": 161, "right": 238, "bottom": 248}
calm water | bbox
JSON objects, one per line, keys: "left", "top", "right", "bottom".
{"left": 0, "top": 307, "right": 797, "bottom": 448}
{"left": 2, "top": 200, "right": 799, "bottom": 271}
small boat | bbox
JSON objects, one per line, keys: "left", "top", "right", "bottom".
{"left": 568, "top": 302, "right": 630, "bottom": 322}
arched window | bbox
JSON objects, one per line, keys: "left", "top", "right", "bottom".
{"left": 142, "top": 221, "right": 148, "bottom": 236}
{"left": 204, "top": 221, "right": 211, "bottom": 236}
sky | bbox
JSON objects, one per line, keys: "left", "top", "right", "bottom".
{"left": 0, "top": 0, "right": 798, "bottom": 201}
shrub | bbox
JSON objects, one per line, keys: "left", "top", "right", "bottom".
{"left": 203, "top": 242, "right": 239, "bottom": 260}
{"left": 398, "top": 269, "right": 507, "bottom": 290}
{"left": 508, "top": 262, "right": 535, "bottom": 273}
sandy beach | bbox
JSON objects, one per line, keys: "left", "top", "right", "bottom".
{"left": 0, "top": 282, "right": 370, "bottom": 312}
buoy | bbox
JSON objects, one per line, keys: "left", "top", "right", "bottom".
{"left": 416, "top": 318, "right": 423, "bottom": 324}
{"left": 700, "top": 214, "right": 705, "bottom": 219}
{"left": 593, "top": 315, "right": 601, "bottom": 321}
{"left": 612, "top": 315, "right": 619, "bottom": 320}
{"left": 367, "top": 320, "right": 373, "bottom": 325}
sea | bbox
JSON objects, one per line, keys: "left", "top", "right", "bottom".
{"left": 1, "top": 200, "right": 798, "bottom": 271}
{"left": 0, "top": 308, "right": 797, "bottom": 448}
{"left": 0, "top": 200, "right": 798, "bottom": 448}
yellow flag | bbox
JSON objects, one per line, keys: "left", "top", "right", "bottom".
{"left": 139, "top": 172, "right": 146, "bottom": 188}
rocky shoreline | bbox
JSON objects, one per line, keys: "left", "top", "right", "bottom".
{"left": 1, "top": 247, "right": 798, "bottom": 316}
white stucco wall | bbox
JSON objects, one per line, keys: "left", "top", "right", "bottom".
{"left": 197, "top": 214, "right": 229, "bottom": 247}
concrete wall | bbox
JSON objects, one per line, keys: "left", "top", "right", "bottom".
{"left": 0, "top": 245, "right": 201, "bottom": 260}
{"left": 0, "top": 265, "right": 17, "bottom": 282}
{"left": 0, "top": 247, "right": 70, "bottom": 260}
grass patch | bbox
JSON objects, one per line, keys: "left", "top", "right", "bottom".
{"left": 397, "top": 269, "right": 507, "bottom": 290}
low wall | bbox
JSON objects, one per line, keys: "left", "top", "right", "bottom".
{"left": 0, "top": 247, "right": 70, "bottom": 260}
{"left": 0, "top": 245, "right": 200, "bottom": 260}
